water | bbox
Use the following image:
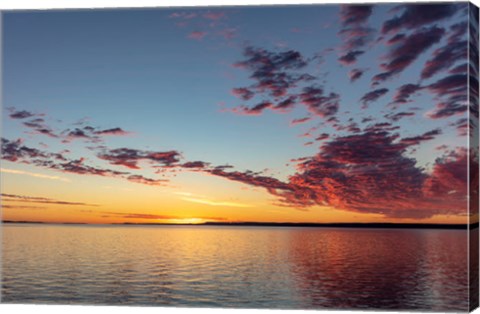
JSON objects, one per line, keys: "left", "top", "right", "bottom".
{"left": 0, "top": 224, "right": 471, "bottom": 311}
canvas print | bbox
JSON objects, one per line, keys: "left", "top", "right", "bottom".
{"left": 0, "top": 1, "right": 479, "bottom": 312}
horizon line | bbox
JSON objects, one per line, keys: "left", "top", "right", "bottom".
{"left": 2, "top": 220, "right": 478, "bottom": 230}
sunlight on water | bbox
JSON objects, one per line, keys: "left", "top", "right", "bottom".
{"left": 1, "top": 224, "right": 469, "bottom": 311}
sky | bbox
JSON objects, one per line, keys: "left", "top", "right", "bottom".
{"left": 1, "top": 2, "right": 478, "bottom": 224}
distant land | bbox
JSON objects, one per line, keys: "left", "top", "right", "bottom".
{"left": 2, "top": 220, "right": 478, "bottom": 230}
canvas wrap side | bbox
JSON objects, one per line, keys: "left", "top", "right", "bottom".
{"left": 469, "top": 2, "right": 479, "bottom": 312}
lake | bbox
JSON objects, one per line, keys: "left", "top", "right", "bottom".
{"left": 0, "top": 224, "right": 471, "bottom": 311}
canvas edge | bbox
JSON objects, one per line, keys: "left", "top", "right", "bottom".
{"left": 469, "top": 1, "right": 480, "bottom": 312}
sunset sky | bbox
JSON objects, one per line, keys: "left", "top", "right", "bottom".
{"left": 1, "top": 3, "right": 478, "bottom": 224}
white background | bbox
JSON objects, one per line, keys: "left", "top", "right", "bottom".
{"left": 0, "top": 0, "right": 478, "bottom": 313}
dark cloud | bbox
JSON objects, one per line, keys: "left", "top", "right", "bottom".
{"left": 98, "top": 148, "right": 181, "bottom": 169}
{"left": 386, "top": 74, "right": 467, "bottom": 119}
{"left": 6, "top": 108, "right": 58, "bottom": 138}
{"left": 34, "top": 128, "right": 58, "bottom": 138}
{"left": 181, "top": 161, "right": 210, "bottom": 169}
{"left": 61, "top": 128, "right": 98, "bottom": 143}
{"left": 6, "top": 108, "right": 130, "bottom": 141}
{"left": 235, "top": 47, "right": 308, "bottom": 72}
{"left": 234, "top": 46, "right": 309, "bottom": 98}
{"left": 364, "top": 122, "right": 400, "bottom": 133}
{"left": 399, "top": 129, "right": 442, "bottom": 146}
{"left": 339, "top": 5, "right": 374, "bottom": 25}
{"left": 386, "top": 33, "right": 406, "bottom": 45}
{"left": 391, "top": 84, "right": 423, "bottom": 105}
{"left": 49, "top": 158, "right": 128, "bottom": 177}
{"left": 427, "top": 101, "right": 468, "bottom": 119}
{"left": 290, "top": 117, "right": 311, "bottom": 126}
{"left": 449, "top": 63, "right": 468, "bottom": 74}
{"left": 421, "top": 40, "right": 467, "bottom": 79}
{"left": 360, "top": 88, "right": 389, "bottom": 107}
{"left": 384, "top": 111, "right": 415, "bottom": 122}
{"left": 231, "top": 87, "right": 255, "bottom": 101}
{"left": 94, "top": 128, "right": 130, "bottom": 136}
{"left": 339, "top": 27, "right": 375, "bottom": 51}
{"left": 338, "top": 50, "right": 365, "bottom": 65}
{"left": 19, "top": 117, "right": 59, "bottom": 138}
{"left": 372, "top": 26, "right": 445, "bottom": 84}
{"left": 228, "top": 46, "right": 339, "bottom": 120}
{"left": 450, "top": 118, "right": 469, "bottom": 136}
{"left": 22, "top": 118, "right": 45, "bottom": 128}
{"left": 315, "top": 133, "right": 330, "bottom": 141}
{"left": 332, "top": 121, "right": 361, "bottom": 133}
{"left": 1, "top": 138, "right": 168, "bottom": 187}
{"left": 9, "top": 110, "right": 38, "bottom": 119}
{"left": 229, "top": 46, "right": 321, "bottom": 117}
{"left": 361, "top": 116, "right": 374, "bottom": 124}
{"left": 298, "top": 86, "right": 340, "bottom": 117}
{"left": 62, "top": 125, "right": 131, "bottom": 143}
{"left": 66, "top": 128, "right": 90, "bottom": 139}
{"left": 448, "top": 21, "right": 468, "bottom": 43}
{"left": 1, "top": 138, "right": 51, "bottom": 162}
{"left": 425, "top": 74, "right": 468, "bottom": 119}
{"left": 348, "top": 69, "right": 365, "bottom": 82}
{"left": 275, "top": 96, "right": 297, "bottom": 110}
{"left": 230, "top": 101, "right": 275, "bottom": 116}
{"left": 427, "top": 73, "right": 466, "bottom": 95}
{"left": 381, "top": 4, "right": 461, "bottom": 34}
{"left": 338, "top": 5, "right": 375, "bottom": 65}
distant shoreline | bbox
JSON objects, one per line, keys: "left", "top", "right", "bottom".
{"left": 2, "top": 220, "right": 478, "bottom": 230}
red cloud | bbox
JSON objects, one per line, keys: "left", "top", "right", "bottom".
{"left": 188, "top": 31, "right": 207, "bottom": 40}
{"left": 94, "top": 128, "right": 131, "bottom": 136}
{"left": 202, "top": 129, "right": 471, "bottom": 219}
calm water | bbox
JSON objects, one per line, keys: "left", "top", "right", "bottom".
{"left": 0, "top": 224, "right": 471, "bottom": 311}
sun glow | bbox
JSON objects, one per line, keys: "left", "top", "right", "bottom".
{"left": 166, "top": 218, "right": 205, "bottom": 224}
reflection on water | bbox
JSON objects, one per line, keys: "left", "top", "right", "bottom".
{"left": 1, "top": 224, "right": 470, "bottom": 311}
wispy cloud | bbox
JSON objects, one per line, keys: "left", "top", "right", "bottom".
{"left": 100, "top": 210, "right": 228, "bottom": 222}
{"left": 181, "top": 196, "right": 252, "bottom": 208}
{"left": 1, "top": 204, "right": 45, "bottom": 210}
{"left": 0, "top": 167, "right": 70, "bottom": 182}
{"left": 1, "top": 193, "right": 98, "bottom": 206}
